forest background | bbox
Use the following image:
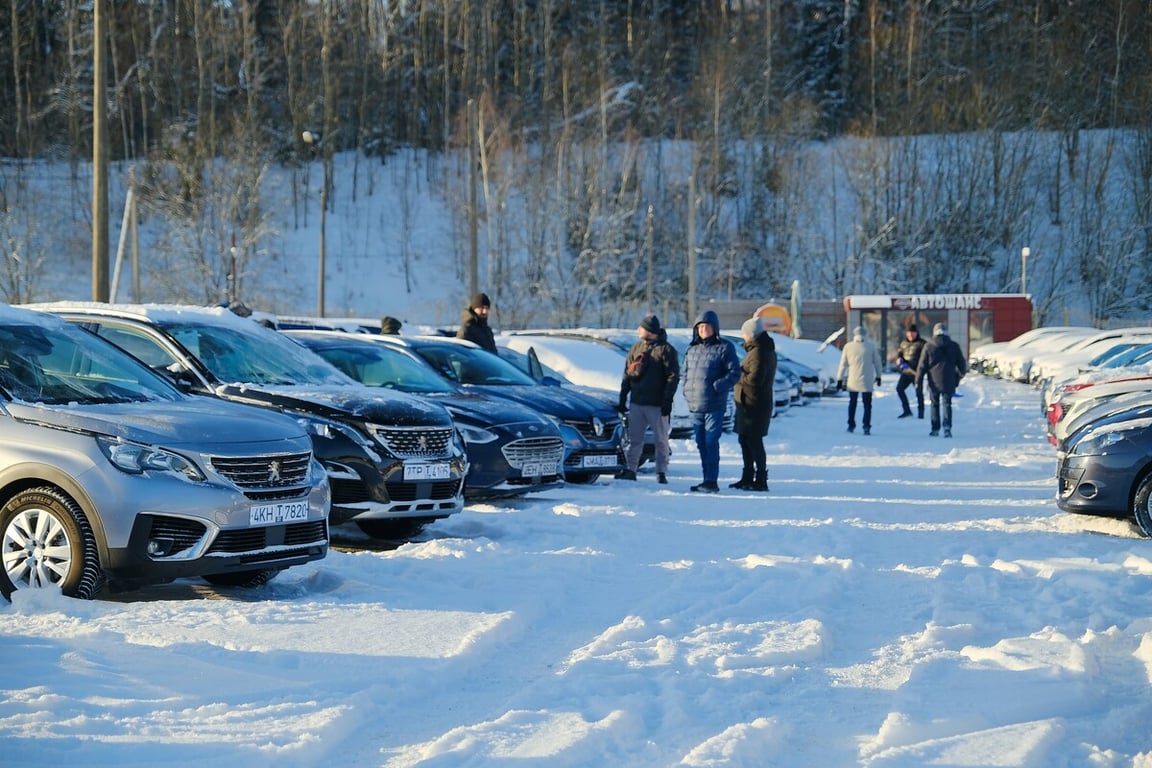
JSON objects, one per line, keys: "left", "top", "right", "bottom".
{"left": 2, "top": 0, "right": 1152, "bottom": 329}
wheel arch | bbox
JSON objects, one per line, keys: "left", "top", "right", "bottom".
{"left": 0, "top": 468, "right": 109, "bottom": 564}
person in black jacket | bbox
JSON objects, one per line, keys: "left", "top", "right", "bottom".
{"left": 895, "top": 324, "right": 926, "bottom": 419}
{"left": 731, "top": 317, "right": 777, "bottom": 491}
{"left": 456, "top": 292, "right": 496, "bottom": 353}
{"left": 616, "top": 314, "right": 680, "bottom": 484}
{"left": 916, "top": 323, "right": 968, "bottom": 437}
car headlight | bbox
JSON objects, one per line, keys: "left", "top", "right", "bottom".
{"left": 457, "top": 423, "right": 499, "bottom": 445}
{"left": 296, "top": 413, "right": 372, "bottom": 447}
{"left": 1071, "top": 429, "right": 1129, "bottom": 456}
{"left": 97, "top": 436, "right": 205, "bottom": 481}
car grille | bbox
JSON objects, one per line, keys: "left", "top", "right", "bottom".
{"left": 561, "top": 417, "right": 619, "bottom": 441}
{"left": 211, "top": 451, "right": 312, "bottom": 488}
{"left": 385, "top": 479, "right": 462, "bottom": 501}
{"left": 502, "top": 436, "right": 566, "bottom": 469}
{"left": 330, "top": 477, "right": 372, "bottom": 504}
{"left": 208, "top": 520, "right": 329, "bottom": 553}
{"left": 371, "top": 426, "right": 455, "bottom": 458}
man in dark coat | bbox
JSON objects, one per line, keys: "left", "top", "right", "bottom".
{"left": 895, "top": 324, "right": 926, "bottom": 419}
{"left": 616, "top": 314, "right": 680, "bottom": 484}
{"left": 732, "top": 317, "right": 777, "bottom": 491}
{"left": 916, "top": 322, "right": 968, "bottom": 437}
{"left": 681, "top": 309, "right": 741, "bottom": 493}
{"left": 456, "top": 292, "right": 496, "bottom": 353}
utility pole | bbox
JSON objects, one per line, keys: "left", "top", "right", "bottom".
{"left": 91, "top": 0, "right": 109, "bottom": 301}
{"left": 468, "top": 99, "right": 479, "bottom": 298}
{"left": 687, "top": 170, "right": 697, "bottom": 323}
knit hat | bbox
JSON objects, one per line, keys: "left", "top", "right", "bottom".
{"left": 470, "top": 292, "right": 491, "bottom": 309}
{"left": 640, "top": 314, "right": 662, "bottom": 333}
{"left": 741, "top": 317, "right": 760, "bottom": 339}
{"left": 907, "top": 324, "right": 918, "bottom": 334}
{"left": 933, "top": 323, "right": 947, "bottom": 336}
{"left": 853, "top": 326, "right": 866, "bottom": 340}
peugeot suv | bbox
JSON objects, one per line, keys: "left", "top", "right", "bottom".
{"left": 28, "top": 303, "right": 467, "bottom": 540}
{"left": 0, "top": 303, "right": 329, "bottom": 599}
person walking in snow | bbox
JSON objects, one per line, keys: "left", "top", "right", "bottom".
{"left": 836, "top": 326, "right": 883, "bottom": 435}
{"left": 456, "top": 292, "right": 497, "bottom": 353}
{"left": 916, "top": 322, "right": 968, "bottom": 437}
{"left": 894, "top": 324, "right": 926, "bottom": 419}
{"left": 731, "top": 317, "right": 777, "bottom": 492}
{"left": 681, "top": 309, "right": 741, "bottom": 493}
{"left": 616, "top": 313, "right": 680, "bottom": 485}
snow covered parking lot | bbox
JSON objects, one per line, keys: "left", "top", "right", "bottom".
{"left": 4, "top": 376, "right": 1152, "bottom": 767}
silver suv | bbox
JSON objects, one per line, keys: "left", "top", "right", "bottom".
{"left": 0, "top": 304, "right": 330, "bottom": 600}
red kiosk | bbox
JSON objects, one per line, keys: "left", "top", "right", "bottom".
{"left": 844, "top": 293, "right": 1033, "bottom": 363}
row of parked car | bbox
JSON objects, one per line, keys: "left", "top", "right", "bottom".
{"left": 2, "top": 301, "right": 843, "bottom": 601}
{"left": 970, "top": 324, "right": 1152, "bottom": 535}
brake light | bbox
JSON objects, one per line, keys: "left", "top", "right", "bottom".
{"left": 1047, "top": 402, "right": 1064, "bottom": 424}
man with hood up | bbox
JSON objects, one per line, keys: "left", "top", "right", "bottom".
{"left": 916, "top": 322, "right": 968, "bottom": 437}
{"left": 681, "top": 309, "right": 741, "bottom": 493}
{"left": 836, "top": 326, "right": 884, "bottom": 435}
{"left": 456, "top": 292, "right": 496, "bottom": 353}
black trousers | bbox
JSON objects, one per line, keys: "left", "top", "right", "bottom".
{"left": 847, "top": 391, "right": 872, "bottom": 430}
{"left": 896, "top": 373, "right": 924, "bottom": 415}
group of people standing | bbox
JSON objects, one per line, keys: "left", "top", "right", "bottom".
{"left": 616, "top": 309, "right": 777, "bottom": 494}
{"left": 457, "top": 293, "right": 779, "bottom": 492}
{"left": 836, "top": 322, "right": 967, "bottom": 437}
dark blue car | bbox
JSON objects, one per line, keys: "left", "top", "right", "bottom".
{"left": 286, "top": 330, "right": 567, "bottom": 499}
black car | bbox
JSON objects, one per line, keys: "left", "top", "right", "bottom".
{"left": 376, "top": 335, "right": 625, "bottom": 483}
{"left": 1056, "top": 400, "right": 1152, "bottom": 535}
{"left": 29, "top": 303, "right": 468, "bottom": 540}
{"left": 286, "top": 330, "right": 566, "bottom": 498}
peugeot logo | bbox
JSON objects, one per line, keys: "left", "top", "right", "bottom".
{"left": 592, "top": 416, "right": 604, "bottom": 437}
{"left": 418, "top": 434, "right": 429, "bottom": 452}
{"left": 268, "top": 460, "right": 282, "bottom": 484}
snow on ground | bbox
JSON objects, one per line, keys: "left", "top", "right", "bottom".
{"left": 4, "top": 375, "right": 1152, "bottom": 767}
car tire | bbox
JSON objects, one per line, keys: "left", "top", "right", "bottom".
{"left": 1133, "top": 472, "right": 1152, "bottom": 536}
{"left": 202, "top": 569, "right": 282, "bottom": 588}
{"left": 1, "top": 487, "right": 104, "bottom": 601}
{"left": 355, "top": 518, "right": 428, "bottom": 540}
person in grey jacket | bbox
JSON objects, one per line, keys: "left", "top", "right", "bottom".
{"left": 835, "top": 326, "right": 883, "bottom": 435}
{"left": 616, "top": 313, "right": 680, "bottom": 484}
{"left": 681, "top": 309, "right": 741, "bottom": 493}
{"left": 916, "top": 323, "right": 968, "bottom": 437}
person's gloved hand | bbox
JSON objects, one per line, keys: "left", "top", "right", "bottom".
{"left": 837, "top": 380, "right": 845, "bottom": 391}
{"left": 617, "top": 397, "right": 627, "bottom": 414}
{"left": 875, "top": 376, "right": 882, "bottom": 387}
{"left": 661, "top": 402, "right": 672, "bottom": 417}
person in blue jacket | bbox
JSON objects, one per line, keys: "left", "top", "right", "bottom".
{"left": 681, "top": 310, "right": 741, "bottom": 493}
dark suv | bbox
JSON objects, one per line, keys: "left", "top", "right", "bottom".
{"left": 1, "top": 304, "right": 329, "bottom": 598}
{"left": 29, "top": 303, "right": 468, "bottom": 540}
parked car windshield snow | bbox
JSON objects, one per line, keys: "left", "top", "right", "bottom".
{"left": 0, "top": 320, "right": 182, "bottom": 405}
{"left": 156, "top": 320, "right": 355, "bottom": 386}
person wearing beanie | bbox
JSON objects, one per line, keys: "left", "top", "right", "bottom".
{"left": 835, "top": 325, "right": 883, "bottom": 435}
{"left": 682, "top": 309, "right": 741, "bottom": 493}
{"left": 456, "top": 291, "right": 497, "bottom": 353}
{"left": 916, "top": 322, "right": 968, "bottom": 437}
{"left": 894, "top": 324, "right": 926, "bottom": 419}
{"left": 616, "top": 313, "right": 680, "bottom": 484}
{"left": 731, "top": 317, "right": 777, "bottom": 491}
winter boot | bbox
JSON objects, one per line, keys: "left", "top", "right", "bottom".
{"left": 729, "top": 468, "right": 754, "bottom": 490}
{"left": 750, "top": 468, "right": 769, "bottom": 492}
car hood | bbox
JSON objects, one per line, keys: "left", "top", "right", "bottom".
{"left": 214, "top": 383, "right": 453, "bottom": 427}
{"left": 464, "top": 383, "right": 615, "bottom": 419}
{"left": 417, "top": 390, "right": 555, "bottom": 430}
{"left": 6, "top": 397, "right": 308, "bottom": 447}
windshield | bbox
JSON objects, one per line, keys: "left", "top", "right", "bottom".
{"left": 308, "top": 341, "right": 458, "bottom": 394}
{"left": 158, "top": 320, "right": 354, "bottom": 386}
{"left": 413, "top": 343, "right": 539, "bottom": 386}
{"left": 0, "top": 321, "right": 182, "bottom": 405}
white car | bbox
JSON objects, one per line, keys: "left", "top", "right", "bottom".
{"left": 969, "top": 326, "right": 1090, "bottom": 377}
{"left": 1029, "top": 328, "right": 1152, "bottom": 387}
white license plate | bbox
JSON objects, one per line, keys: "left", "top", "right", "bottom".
{"left": 403, "top": 462, "right": 452, "bottom": 480}
{"left": 249, "top": 501, "right": 310, "bottom": 526}
{"left": 520, "top": 462, "right": 554, "bottom": 477}
{"left": 582, "top": 454, "right": 617, "bottom": 468}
